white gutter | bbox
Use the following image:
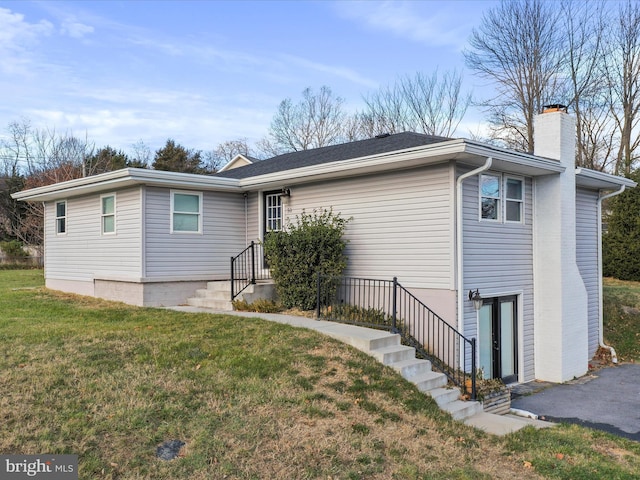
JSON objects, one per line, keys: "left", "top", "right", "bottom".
{"left": 456, "top": 157, "right": 493, "bottom": 336}
{"left": 597, "top": 185, "right": 626, "bottom": 364}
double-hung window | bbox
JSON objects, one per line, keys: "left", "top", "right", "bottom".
{"left": 55, "top": 201, "right": 67, "bottom": 234}
{"left": 505, "top": 177, "right": 523, "bottom": 223}
{"left": 171, "top": 191, "right": 202, "bottom": 233}
{"left": 101, "top": 194, "right": 116, "bottom": 234}
{"left": 480, "top": 174, "right": 501, "bottom": 221}
{"left": 479, "top": 174, "right": 524, "bottom": 223}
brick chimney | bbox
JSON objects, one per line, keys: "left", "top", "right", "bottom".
{"left": 532, "top": 106, "right": 589, "bottom": 382}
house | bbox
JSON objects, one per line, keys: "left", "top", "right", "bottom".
{"left": 12, "top": 108, "right": 635, "bottom": 385}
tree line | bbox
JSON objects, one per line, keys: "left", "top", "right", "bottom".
{"left": 2, "top": 0, "right": 640, "bottom": 258}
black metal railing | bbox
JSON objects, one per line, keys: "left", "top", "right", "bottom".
{"left": 317, "top": 275, "right": 476, "bottom": 400}
{"left": 230, "top": 241, "right": 271, "bottom": 300}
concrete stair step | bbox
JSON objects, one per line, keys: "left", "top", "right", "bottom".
{"left": 369, "top": 344, "right": 415, "bottom": 365}
{"left": 390, "top": 358, "right": 433, "bottom": 380}
{"left": 194, "top": 289, "right": 230, "bottom": 301}
{"left": 206, "top": 281, "right": 236, "bottom": 292}
{"left": 411, "top": 370, "right": 448, "bottom": 391}
{"left": 186, "top": 297, "right": 233, "bottom": 310}
{"left": 425, "top": 387, "right": 461, "bottom": 407}
{"left": 366, "top": 333, "right": 401, "bottom": 351}
{"left": 441, "top": 399, "right": 483, "bottom": 421}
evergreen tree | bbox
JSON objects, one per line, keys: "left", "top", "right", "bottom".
{"left": 152, "top": 139, "right": 205, "bottom": 174}
{"left": 603, "top": 170, "right": 640, "bottom": 280}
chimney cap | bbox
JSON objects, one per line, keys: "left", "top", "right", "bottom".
{"left": 542, "top": 104, "right": 568, "bottom": 114}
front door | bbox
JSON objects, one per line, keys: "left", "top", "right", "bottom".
{"left": 263, "top": 191, "right": 283, "bottom": 268}
{"left": 478, "top": 296, "right": 518, "bottom": 383}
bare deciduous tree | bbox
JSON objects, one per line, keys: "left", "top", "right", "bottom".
{"left": 0, "top": 119, "right": 95, "bottom": 249}
{"left": 263, "top": 86, "right": 346, "bottom": 154}
{"left": 464, "top": 0, "right": 566, "bottom": 152}
{"left": 605, "top": 0, "right": 640, "bottom": 175}
{"left": 205, "top": 138, "right": 255, "bottom": 172}
{"left": 130, "top": 139, "right": 152, "bottom": 168}
{"left": 561, "top": 0, "right": 609, "bottom": 170}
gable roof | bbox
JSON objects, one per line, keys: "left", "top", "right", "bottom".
{"left": 215, "top": 132, "right": 450, "bottom": 179}
{"left": 218, "top": 154, "right": 255, "bottom": 172}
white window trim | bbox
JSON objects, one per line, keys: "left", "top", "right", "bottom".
{"left": 504, "top": 175, "right": 524, "bottom": 224}
{"left": 55, "top": 200, "right": 67, "bottom": 235}
{"left": 265, "top": 191, "right": 283, "bottom": 233}
{"left": 101, "top": 193, "right": 117, "bottom": 235}
{"left": 478, "top": 173, "right": 526, "bottom": 225}
{"left": 170, "top": 190, "right": 203, "bottom": 234}
{"left": 479, "top": 172, "right": 501, "bottom": 222}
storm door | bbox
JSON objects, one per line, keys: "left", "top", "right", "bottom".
{"left": 478, "top": 296, "right": 518, "bottom": 383}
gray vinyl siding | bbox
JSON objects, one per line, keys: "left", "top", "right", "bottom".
{"left": 576, "top": 187, "right": 600, "bottom": 358}
{"left": 280, "top": 163, "right": 455, "bottom": 290}
{"left": 44, "top": 187, "right": 142, "bottom": 281}
{"left": 143, "top": 187, "right": 246, "bottom": 277}
{"left": 462, "top": 172, "right": 535, "bottom": 382}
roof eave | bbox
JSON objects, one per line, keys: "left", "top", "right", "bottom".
{"left": 575, "top": 167, "right": 637, "bottom": 190}
{"left": 237, "top": 139, "right": 567, "bottom": 189}
{"left": 11, "top": 168, "right": 241, "bottom": 202}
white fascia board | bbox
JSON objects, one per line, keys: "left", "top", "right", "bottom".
{"left": 12, "top": 168, "right": 241, "bottom": 202}
{"left": 238, "top": 140, "right": 468, "bottom": 188}
{"left": 462, "top": 141, "right": 566, "bottom": 175}
{"left": 237, "top": 139, "right": 566, "bottom": 189}
{"left": 575, "top": 167, "right": 637, "bottom": 190}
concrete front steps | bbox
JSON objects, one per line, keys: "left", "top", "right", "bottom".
{"left": 166, "top": 307, "right": 552, "bottom": 435}
{"left": 186, "top": 280, "right": 275, "bottom": 311}
{"left": 365, "top": 337, "right": 483, "bottom": 421}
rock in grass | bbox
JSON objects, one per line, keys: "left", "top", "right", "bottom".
{"left": 156, "top": 440, "right": 185, "bottom": 460}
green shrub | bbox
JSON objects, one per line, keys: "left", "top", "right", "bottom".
{"left": 0, "top": 240, "right": 28, "bottom": 259}
{"left": 264, "top": 209, "right": 350, "bottom": 310}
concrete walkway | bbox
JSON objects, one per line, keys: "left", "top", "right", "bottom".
{"left": 167, "top": 306, "right": 553, "bottom": 436}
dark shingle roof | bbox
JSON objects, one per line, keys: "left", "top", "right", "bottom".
{"left": 215, "top": 132, "right": 451, "bottom": 179}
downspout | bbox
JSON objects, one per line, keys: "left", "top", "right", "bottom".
{"left": 456, "top": 157, "right": 493, "bottom": 335}
{"left": 597, "top": 185, "right": 626, "bottom": 364}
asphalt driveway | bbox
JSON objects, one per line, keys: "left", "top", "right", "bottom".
{"left": 511, "top": 364, "right": 640, "bottom": 441}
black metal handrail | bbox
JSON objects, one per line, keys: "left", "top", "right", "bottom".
{"left": 316, "top": 275, "right": 476, "bottom": 400}
{"left": 230, "top": 241, "right": 270, "bottom": 300}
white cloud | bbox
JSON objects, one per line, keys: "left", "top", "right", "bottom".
{"left": 60, "top": 18, "right": 94, "bottom": 38}
{"left": 0, "top": 7, "right": 53, "bottom": 74}
{"left": 280, "top": 54, "right": 379, "bottom": 90}
{"left": 334, "top": 0, "right": 472, "bottom": 50}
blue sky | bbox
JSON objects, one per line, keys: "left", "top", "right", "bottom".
{"left": 0, "top": 0, "right": 499, "bottom": 156}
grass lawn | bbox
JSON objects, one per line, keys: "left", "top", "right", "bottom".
{"left": 1, "top": 270, "right": 639, "bottom": 479}
{"left": 603, "top": 277, "right": 640, "bottom": 362}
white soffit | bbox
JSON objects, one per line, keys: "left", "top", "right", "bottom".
{"left": 575, "top": 168, "right": 637, "bottom": 190}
